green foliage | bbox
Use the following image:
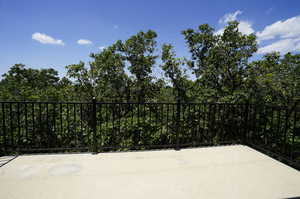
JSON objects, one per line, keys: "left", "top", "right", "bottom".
{"left": 0, "top": 64, "right": 61, "bottom": 101}
{"left": 66, "top": 61, "right": 94, "bottom": 100}
{"left": 248, "top": 52, "right": 300, "bottom": 105}
{"left": 182, "top": 21, "right": 257, "bottom": 102}
{"left": 115, "top": 30, "right": 159, "bottom": 102}
{"left": 90, "top": 45, "right": 129, "bottom": 101}
{"left": 161, "top": 44, "right": 192, "bottom": 102}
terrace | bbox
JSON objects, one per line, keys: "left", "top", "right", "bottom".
{"left": 0, "top": 101, "right": 300, "bottom": 198}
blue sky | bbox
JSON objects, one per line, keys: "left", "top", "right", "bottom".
{"left": 1, "top": 0, "right": 300, "bottom": 77}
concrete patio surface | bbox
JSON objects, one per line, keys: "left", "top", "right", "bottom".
{"left": 0, "top": 145, "right": 299, "bottom": 199}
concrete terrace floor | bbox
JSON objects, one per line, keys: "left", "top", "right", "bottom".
{"left": 0, "top": 145, "right": 300, "bottom": 199}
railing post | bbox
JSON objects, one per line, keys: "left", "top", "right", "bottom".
{"left": 176, "top": 99, "right": 181, "bottom": 150}
{"left": 92, "top": 97, "right": 97, "bottom": 153}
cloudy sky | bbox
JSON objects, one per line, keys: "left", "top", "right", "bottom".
{"left": 0, "top": 0, "right": 300, "bottom": 76}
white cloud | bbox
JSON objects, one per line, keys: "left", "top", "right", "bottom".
{"left": 99, "top": 46, "right": 106, "bottom": 51}
{"left": 77, "top": 39, "right": 93, "bottom": 45}
{"left": 216, "top": 10, "right": 254, "bottom": 35}
{"left": 256, "top": 16, "right": 300, "bottom": 41}
{"left": 256, "top": 15, "right": 300, "bottom": 54}
{"left": 238, "top": 21, "right": 255, "bottom": 34}
{"left": 113, "top": 25, "right": 119, "bottom": 29}
{"left": 215, "top": 21, "right": 254, "bottom": 35}
{"left": 219, "top": 10, "right": 242, "bottom": 24}
{"left": 32, "top": 32, "right": 64, "bottom": 45}
{"left": 216, "top": 12, "right": 300, "bottom": 54}
{"left": 257, "top": 37, "right": 300, "bottom": 54}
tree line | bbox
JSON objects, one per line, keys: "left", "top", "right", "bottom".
{"left": 1, "top": 21, "right": 300, "bottom": 106}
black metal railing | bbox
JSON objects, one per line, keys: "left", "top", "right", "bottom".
{"left": 0, "top": 100, "right": 300, "bottom": 168}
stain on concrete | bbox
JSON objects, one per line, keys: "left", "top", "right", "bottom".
{"left": 18, "top": 165, "right": 42, "bottom": 179}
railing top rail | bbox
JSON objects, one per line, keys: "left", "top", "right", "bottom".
{"left": 0, "top": 101, "right": 299, "bottom": 110}
{"left": 0, "top": 101, "right": 91, "bottom": 104}
{"left": 0, "top": 101, "right": 257, "bottom": 104}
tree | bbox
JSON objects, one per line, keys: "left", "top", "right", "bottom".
{"left": 182, "top": 21, "right": 257, "bottom": 102}
{"left": 66, "top": 45, "right": 130, "bottom": 102}
{"left": 161, "top": 44, "right": 192, "bottom": 102}
{"left": 0, "top": 64, "right": 60, "bottom": 101}
{"left": 90, "top": 45, "right": 130, "bottom": 102}
{"left": 115, "top": 30, "right": 158, "bottom": 102}
{"left": 249, "top": 52, "right": 300, "bottom": 105}
{"left": 65, "top": 61, "right": 95, "bottom": 101}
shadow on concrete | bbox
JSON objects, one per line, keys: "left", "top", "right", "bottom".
{"left": 0, "top": 156, "right": 18, "bottom": 168}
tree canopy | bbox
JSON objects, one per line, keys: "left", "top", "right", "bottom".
{"left": 1, "top": 21, "right": 299, "bottom": 106}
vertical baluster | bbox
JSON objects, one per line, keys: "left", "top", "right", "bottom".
{"left": 80, "top": 103, "right": 83, "bottom": 140}
{"left": 208, "top": 104, "right": 212, "bottom": 143}
{"left": 92, "top": 98, "right": 97, "bottom": 152}
{"left": 214, "top": 104, "right": 218, "bottom": 143}
{"left": 255, "top": 105, "right": 259, "bottom": 141}
{"left": 172, "top": 104, "right": 175, "bottom": 145}
{"left": 46, "top": 102, "right": 49, "bottom": 148}
{"left": 176, "top": 101, "right": 181, "bottom": 149}
{"left": 192, "top": 104, "right": 196, "bottom": 145}
{"left": 67, "top": 103, "right": 69, "bottom": 139}
{"left": 237, "top": 104, "right": 241, "bottom": 141}
{"left": 250, "top": 104, "right": 256, "bottom": 141}
{"left": 143, "top": 103, "right": 146, "bottom": 125}
{"left": 106, "top": 104, "right": 109, "bottom": 145}
{"left": 137, "top": 103, "right": 140, "bottom": 126}
{"left": 148, "top": 104, "right": 151, "bottom": 146}
{"left": 2, "top": 103, "right": 6, "bottom": 152}
{"left": 155, "top": 104, "right": 158, "bottom": 136}
{"left": 25, "top": 103, "right": 28, "bottom": 148}
{"left": 39, "top": 103, "right": 42, "bottom": 149}
{"left": 99, "top": 103, "right": 102, "bottom": 150}
{"left": 137, "top": 104, "right": 140, "bottom": 146}
{"left": 125, "top": 104, "right": 129, "bottom": 146}
{"left": 161, "top": 104, "right": 163, "bottom": 138}
{"left": 17, "top": 103, "right": 20, "bottom": 148}
{"left": 60, "top": 103, "right": 63, "bottom": 139}
{"left": 119, "top": 104, "right": 121, "bottom": 147}
{"left": 188, "top": 104, "right": 191, "bottom": 142}
{"left": 110, "top": 104, "right": 117, "bottom": 147}
{"left": 277, "top": 108, "right": 281, "bottom": 144}
{"left": 73, "top": 103, "right": 77, "bottom": 147}
{"left": 131, "top": 104, "right": 133, "bottom": 128}
{"left": 216, "top": 104, "right": 219, "bottom": 142}
{"left": 222, "top": 104, "right": 226, "bottom": 141}
{"left": 198, "top": 104, "right": 201, "bottom": 144}
{"left": 263, "top": 106, "right": 268, "bottom": 145}
{"left": 270, "top": 107, "right": 274, "bottom": 142}
{"left": 115, "top": 104, "right": 118, "bottom": 148}
{"left": 53, "top": 103, "right": 56, "bottom": 147}
{"left": 165, "top": 104, "right": 170, "bottom": 140}
{"left": 292, "top": 110, "right": 297, "bottom": 159}
{"left": 9, "top": 103, "right": 13, "bottom": 147}
{"left": 283, "top": 107, "right": 289, "bottom": 153}
{"left": 32, "top": 103, "right": 35, "bottom": 148}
